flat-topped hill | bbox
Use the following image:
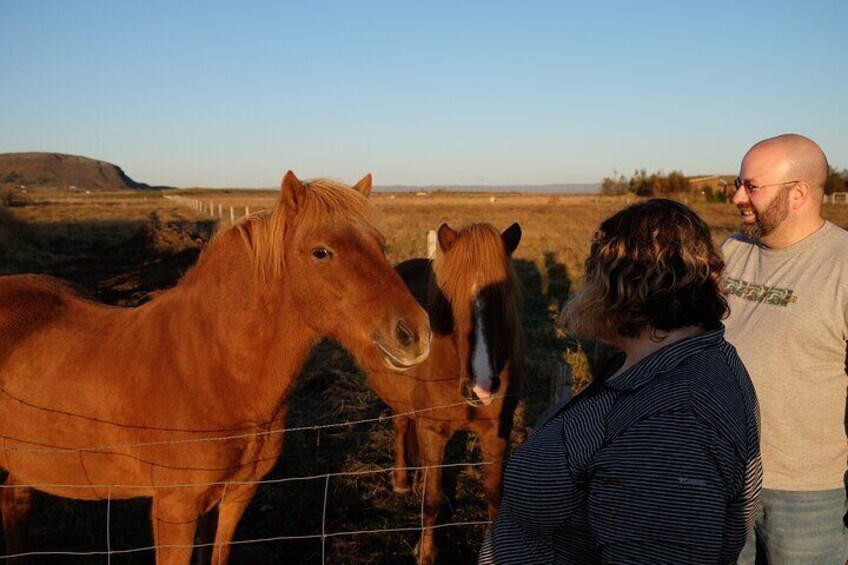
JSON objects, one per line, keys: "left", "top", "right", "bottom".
{"left": 0, "top": 152, "right": 159, "bottom": 191}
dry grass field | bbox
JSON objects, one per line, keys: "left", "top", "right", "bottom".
{"left": 3, "top": 188, "right": 848, "bottom": 564}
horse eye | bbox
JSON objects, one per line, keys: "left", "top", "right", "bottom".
{"left": 312, "top": 248, "right": 332, "bottom": 261}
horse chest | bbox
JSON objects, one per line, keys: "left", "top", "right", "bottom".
{"left": 227, "top": 416, "right": 287, "bottom": 482}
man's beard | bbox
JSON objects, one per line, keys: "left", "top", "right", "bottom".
{"left": 741, "top": 187, "right": 790, "bottom": 240}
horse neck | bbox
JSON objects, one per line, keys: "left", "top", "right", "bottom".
{"left": 143, "top": 229, "right": 319, "bottom": 420}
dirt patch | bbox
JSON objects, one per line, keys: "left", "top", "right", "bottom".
{"left": 1, "top": 214, "right": 208, "bottom": 305}
{"left": 51, "top": 221, "right": 207, "bottom": 306}
{"left": 126, "top": 220, "right": 207, "bottom": 255}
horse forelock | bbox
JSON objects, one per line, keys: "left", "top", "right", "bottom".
{"left": 432, "top": 224, "right": 521, "bottom": 311}
{"left": 431, "top": 224, "right": 522, "bottom": 359}
{"left": 298, "top": 178, "right": 375, "bottom": 226}
{"left": 423, "top": 224, "right": 524, "bottom": 410}
{"left": 231, "top": 178, "right": 378, "bottom": 281}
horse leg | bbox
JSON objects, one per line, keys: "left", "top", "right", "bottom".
{"left": 392, "top": 416, "right": 412, "bottom": 494}
{"left": 415, "top": 422, "right": 449, "bottom": 565}
{"left": 0, "top": 475, "right": 33, "bottom": 565}
{"left": 151, "top": 492, "right": 201, "bottom": 565}
{"left": 209, "top": 483, "right": 259, "bottom": 565}
{"left": 478, "top": 430, "right": 508, "bottom": 520}
{"left": 192, "top": 510, "right": 218, "bottom": 565}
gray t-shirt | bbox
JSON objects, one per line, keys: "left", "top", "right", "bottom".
{"left": 723, "top": 221, "right": 848, "bottom": 490}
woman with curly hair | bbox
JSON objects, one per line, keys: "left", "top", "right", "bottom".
{"left": 479, "top": 199, "right": 762, "bottom": 564}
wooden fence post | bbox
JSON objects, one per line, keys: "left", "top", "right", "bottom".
{"left": 427, "top": 230, "right": 437, "bottom": 259}
{"left": 550, "top": 361, "right": 573, "bottom": 404}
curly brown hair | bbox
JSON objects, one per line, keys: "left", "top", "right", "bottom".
{"left": 563, "top": 199, "right": 728, "bottom": 339}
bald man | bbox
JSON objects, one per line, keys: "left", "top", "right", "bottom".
{"left": 723, "top": 134, "right": 848, "bottom": 564}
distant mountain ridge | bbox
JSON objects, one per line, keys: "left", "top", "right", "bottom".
{"left": 0, "top": 152, "right": 159, "bottom": 191}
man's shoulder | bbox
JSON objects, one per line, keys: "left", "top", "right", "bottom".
{"left": 824, "top": 221, "right": 848, "bottom": 244}
{"left": 721, "top": 233, "right": 754, "bottom": 257}
{"left": 815, "top": 222, "right": 848, "bottom": 265}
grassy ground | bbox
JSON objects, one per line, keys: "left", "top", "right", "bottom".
{"left": 2, "top": 189, "right": 848, "bottom": 563}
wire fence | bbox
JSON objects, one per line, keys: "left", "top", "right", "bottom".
{"left": 0, "top": 392, "right": 504, "bottom": 457}
{"left": 164, "top": 194, "right": 260, "bottom": 225}
{"left": 1, "top": 462, "right": 493, "bottom": 562}
{"left": 0, "top": 389, "right": 535, "bottom": 562}
{"left": 2, "top": 193, "right": 565, "bottom": 561}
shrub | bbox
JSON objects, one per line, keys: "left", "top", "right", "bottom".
{"left": 1, "top": 188, "right": 33, "bottom": 207}
{"left": 0, "top": 205, "right": 25, "bottom": 257}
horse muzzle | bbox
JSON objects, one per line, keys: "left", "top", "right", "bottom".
{"left": 374, "top": 322, "right": 431, "bottom": 372}
{"left": 460, "top": 379, "right": 497, "bottom": 407}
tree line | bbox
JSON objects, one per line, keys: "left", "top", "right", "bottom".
{"left": 825, "top": 167, "right": 848, "bottom": 195}
{"left": 601, "top": 167, "right": 848, "bottom": 199}
{"left": 600, "top": 170, "right": 692, "bottom": 197}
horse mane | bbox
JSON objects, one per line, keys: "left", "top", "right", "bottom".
{"left": 181, "top": 178, "right": 377, "bottom": 286}
{"left": 431, "top": 223, "right": 522, "bottom": 317}
{"left": 429, "top": 223, "right": 524, "bottom": 375}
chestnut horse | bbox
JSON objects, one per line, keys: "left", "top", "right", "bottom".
{"left": 0, "top": 171, "right": 430, "bottom": 564}
{"left": 365, "top": 222, "right": 524, "bottom": 565}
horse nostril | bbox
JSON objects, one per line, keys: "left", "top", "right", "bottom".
{"left": 395, "top": 320, "right": 415, "bottom": 348}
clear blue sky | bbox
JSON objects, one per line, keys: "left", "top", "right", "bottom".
{"left": 1, "top": 0, "right": 845, "bottom": 188}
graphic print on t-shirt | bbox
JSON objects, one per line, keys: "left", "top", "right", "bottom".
{"left": 724, "top": 277, "right": 798, "bottom": 307}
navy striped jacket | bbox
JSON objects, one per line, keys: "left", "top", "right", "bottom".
{"left": 479, "top": 326, "right": 762, "bottom": 564}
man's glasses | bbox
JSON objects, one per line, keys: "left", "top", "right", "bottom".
{"left": 734, "top": 178, "right": 799, "bottom": 194}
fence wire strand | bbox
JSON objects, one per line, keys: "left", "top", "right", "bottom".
{"left": 0, "top": 388, "right": 526, "bottom": 456}
{"left": 0, "top": 336, "right": 540, "bottom": 561}
{"left": 0, "top": 462, "right": 494, "bottom": 561}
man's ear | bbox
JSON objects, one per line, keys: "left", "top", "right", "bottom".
{"left": 791, "top": 181, "right": 810, "bottom": 211}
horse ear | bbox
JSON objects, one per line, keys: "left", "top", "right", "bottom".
{"left": 437, "top": 223, "right": 458, "bottom": 253}
{"left": 502, "top": 222, "right": 522, "bottom": 255}
{"left": 352, "top": 173, "right": 372, "bottom": 198}
{"left": 280, "top": 170, "right": 307, "bottom": 212}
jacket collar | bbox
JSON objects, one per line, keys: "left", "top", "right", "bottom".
{"left": 601, "top": 325, "right": 725, "bottom": 391}
{"left": 532, "top": 325, "right": 725, "bottom": 430}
